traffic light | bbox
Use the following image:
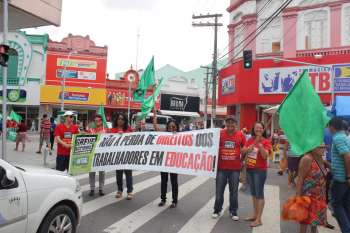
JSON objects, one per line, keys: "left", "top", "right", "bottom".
{"left": 0, "top": 44, "right": 10, "bottom": 67}
{"left": 243, "top": 50, "right": 252, "bottom": 69}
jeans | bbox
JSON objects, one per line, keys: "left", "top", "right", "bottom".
{"left": 247, "top": 169, "right": 267, "bottom": 199}
{"left": 331, "top": 181, "right": 350, "bottom": 233}
{"left": 116, "top": 170, "right": 133, "bottom": 193}
{"left": 89, "top": 171, "right": 105, "bottom": 191}
{"left": 213, "top": 170, "right": 240, "bottom": 214}
{"left": 56, "top": 155, "right": 70, "bottom": 172}
{"left": 160, "top": 172, "right": 178, "bottom": 203}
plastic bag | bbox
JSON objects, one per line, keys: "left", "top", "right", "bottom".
{"left": 282, "top": 196, "right": 311, "bottom": 222}
{"left": 7, "top": 129, "right": 17, "bottom": 142}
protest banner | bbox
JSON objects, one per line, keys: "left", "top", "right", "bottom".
{"left": 68, "top": 128, "right": 220, "bottom": 178}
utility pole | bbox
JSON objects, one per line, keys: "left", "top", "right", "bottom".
{"left": 2, "top": 0, "right": 8, "bottom": 160}
{"left": 192, "top": 13, "right": 222, "bottom": 128}
{"left": 200, "top": 66, "right": 212, "bottom": 129}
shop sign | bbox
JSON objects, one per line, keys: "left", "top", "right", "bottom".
{"left": 333, "top": 64, "right": 350, "bottom": 93}
{"left": 161, "top": 94, "right": 200, "bottom": 112}
{"left": 59, "top": 92, "right": 89, "bottom": 101}
{"left": 0, "top": 89, "right": 27, "bottom": 102}
{"left": 57, "top": 58, "right": 97, "bottom": 69}
{"left": 56, "top": 69, "right": 96, "bottom": 80}
{"left": 259, "top": 66, "right": 332, "bottom": 94}
{"left": 222, "top": 75, "right": 235, "bottom": 95}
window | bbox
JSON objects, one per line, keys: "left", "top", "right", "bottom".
{"left": 234, "top": 24, "right": 244, "bottom": 58}
{"left": 0, "top": 48, "right": 19, "bottom": 85}
{"left": 257, "top": 16, "right": 282, "bottom": 53}
{"left": 303, "top": 10, "right": 328, "bottom": 49}
{"left": 344, "top": 5, "right": 350, "bottom": 45}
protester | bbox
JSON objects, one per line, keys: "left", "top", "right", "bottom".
{"left": 87, "top": 114, "right": 106, "bottom": 196}
{"left": 15, "top": 119, "right": 27, "bottom": 152}
{"left": 283, "top": 138, "right": 300, "bottom": 188}
{"left": 296, "top": 144, "right": 328, "bottom": 233}
{"left": 328, "top": 117, "right": 350, "bottom": 233}
{"left": 212, "top": 116, "right": 246, "bottom": 220}
{"left": 37, "top": 114, "right": 51, "bottom": 154}
{"left": 54, "top": 111, "right": 79, "bottom": 172}
{"left": 242, "top": 122, "right": 271, "bottom": 227}
{"left": 50, "top": 117, "right": 56, "bottom": 151}
{"left": 110, "top": 113, "right": 134, "bottom": 200}
{"left": 277, "top": 129, "right": 287, "bottom": 176}
{"left": 153, "top": 108, "right": 179, "bottom": 208}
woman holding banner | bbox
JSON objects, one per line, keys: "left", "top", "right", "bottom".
{"left": 110, "top": 113, "right": 134, "bottom": 200}
{"left": 87, "top": 114, "right": 106, "bottom": 196}
{"left": 153, "top": 108, "right": 179, "bottom": 208}
{"left": 242, "top": 122, "right": 272, "bottom": 227}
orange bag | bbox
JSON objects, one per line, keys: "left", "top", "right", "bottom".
{"left": 282, "top": 196, "right": 311, "bottom": 222}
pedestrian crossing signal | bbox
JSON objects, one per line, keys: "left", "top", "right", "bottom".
{"left": 0, "top": 44, "right": 9, "bottom": 67}
{"left": 243, "top": 50, "right": 252, "bottom": 69}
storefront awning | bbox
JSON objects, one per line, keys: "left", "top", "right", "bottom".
{"left": 159, "top": 110, "right": 200, "bottom": 117}
{"left": 263, "top": 105, "right": 280, "bottom": 114}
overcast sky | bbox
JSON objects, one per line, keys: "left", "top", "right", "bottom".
{"left": 26, "top": 0, "right": 229, "bottom": 74}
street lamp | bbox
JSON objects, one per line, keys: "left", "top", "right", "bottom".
{"left": 61, "top": 51, "right": 77, "bottom": 111}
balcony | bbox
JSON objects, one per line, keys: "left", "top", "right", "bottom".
{"left": 296, "top": 46, "right": 350, "bottom": 58}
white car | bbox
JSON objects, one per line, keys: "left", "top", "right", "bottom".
{"left": 0, "top": 159, "right": 82, "bottom": 233}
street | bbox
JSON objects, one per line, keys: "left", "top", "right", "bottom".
{"left": 1, "top": 133, "right": 342, "bottom": 233}
{"left": 76, "top": 169, "right": 340, "bottom": 233}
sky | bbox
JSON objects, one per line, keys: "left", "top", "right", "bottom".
{"left": 26, "top": 0, "right": 230, "bottom": 75}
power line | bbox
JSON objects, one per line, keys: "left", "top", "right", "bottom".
{"left": 192, "top": 13, "right": 223, "bottom": 127}
{"left": 217, "top": 0, "right": 274, "bottom": 57}
{"left": 219, "top": 0, "right": 291, "bottom": 61}
{"left": 223, "top": 0, "right": 294, "bottom": 66}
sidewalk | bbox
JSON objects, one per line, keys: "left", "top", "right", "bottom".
{"left": 0, "top": 133, "right": 57, "bottom": 168}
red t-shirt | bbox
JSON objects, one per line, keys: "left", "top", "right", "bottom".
{"left": 54, "top": 124, "right": 79, "bottom": 156}
{"left": 245, "top": 137, "right": 272, "bottom": 170}
{"left": 218, "top": 129, "right": 246, "bottom": 170}
{"left": 109, "top": 127, "right": 133, "bottom": 133}
{"left": 87, "top": 126, "right": 107, "bottom": 134}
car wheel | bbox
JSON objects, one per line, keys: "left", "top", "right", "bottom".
{"left": 38, "top": 205, "right": 77, "bottom": 233}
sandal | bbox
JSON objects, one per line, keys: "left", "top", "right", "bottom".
{"left": 115, "top": 191, "right": 123, "bottom": 198}
{"left": 244, "top": 217, "right": 256, "bottom": 222}
{"left": 126, "top": 193, "right": 134, "bottom": 200}
{"left": 251, "top": 221, "right": 262, "bottom": 227}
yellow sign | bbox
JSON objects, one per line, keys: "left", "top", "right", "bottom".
{"left": 40, "top": 85, "right": 106, "bottom": 105}
{"left": 57, "top": 58, "right": 97, "bottom": 69}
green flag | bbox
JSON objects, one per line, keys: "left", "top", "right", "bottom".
{"left": 278, "top": 70, "right": 330, "bottom": 156}
{"left": 97, "top": 104, "right": 108, "bottom": 128}
{"left": 138, "top": 78, "right": 165, "bottom": 120}
{"left": 9, "top": 110, "right": 22, "bottom": 123}
{"left": 133, "top": 56, "right": 155, "bottom": 102}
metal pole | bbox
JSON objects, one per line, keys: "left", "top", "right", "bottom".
{"left": 128, "top": 80, "right": 131, "bottom": 121}
{"left": 331, "top": 66, "right": 335, "bottom": 106}
{"left": 2, "top": 0, "right": 8, "bottom": 160}
{"left": 211, "top": 16, "right": 218, "bottom": 128}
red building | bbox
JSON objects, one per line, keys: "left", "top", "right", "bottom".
{"left": 105, "top": 68, "right": 159, "bottom": 121}
{"left": 218, "top": 0, "right": 350, "bottom": 132}
{"left": 41, "top": 34, "right": 108, "bottom": 122}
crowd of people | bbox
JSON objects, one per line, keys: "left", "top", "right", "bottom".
{"left": 32, "top": 109, "right": 350, "bottom": 232}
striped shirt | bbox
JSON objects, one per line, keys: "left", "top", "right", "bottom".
{"left": 331, "top": 131, "right": 350, "bottom": 182}
{"left": 40, "top": 119, "right": 51, "bottom": 138}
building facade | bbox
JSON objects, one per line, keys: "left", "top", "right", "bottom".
{"left": 219, "top": 0, "right": 350, "bottom": 131}
{"left": 40, "top": 34, "right": 108, "bottom": 123}
{"left": 0, "top": 31, "right": 48, "bottom": 130}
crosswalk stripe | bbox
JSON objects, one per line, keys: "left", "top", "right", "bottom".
{"left": 253, "top": 185, "right": 280, "bottom": 233}
{"left": 178, "top": 184, "right": 242, "bottom": 233}
{"left": 80, "top": 171, "right": 146, "bottom": 192}
{"left": 103, "top": 176, "right": 209, "bottom": 233}
{"left": 82, "top": 175, "right": 160, "bottom": 216}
